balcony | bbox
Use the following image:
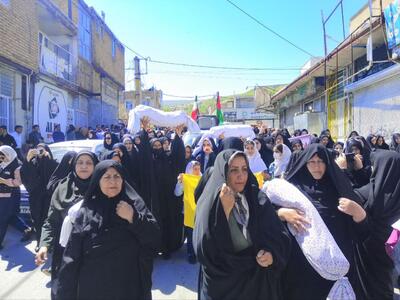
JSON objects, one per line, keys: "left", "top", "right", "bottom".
{"left": 39, "top": 33, "right": 76, "bottom": 83}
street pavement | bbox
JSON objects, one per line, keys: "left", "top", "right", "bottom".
{"left": 0, "top": 228, "right": 198, "bottom": 300}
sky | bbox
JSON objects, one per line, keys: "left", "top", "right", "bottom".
{"left": 84, "top": 0, "right": 368, "bottom": 100}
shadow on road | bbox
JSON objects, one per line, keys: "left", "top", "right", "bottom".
{"left": 0, "top": 231, "right": 37, "bottom": 273}
{"left": 152, "top": 244, "right": 198, "bottom": 295}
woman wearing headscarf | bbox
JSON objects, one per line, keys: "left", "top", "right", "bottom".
{"left": 352, "top": 151, "right": 400, "bottom": 300}
{"left": 103, "top": 132, "right": 115, "bottom": 151}
{"left": 254, "top": 137, "right": 274, "bottom": 167}
{"left": 244, "top": 140, "right": 268, "bottom": 174}
{"left": 46, "top": 151, "right": 77, "bottom": 195}
{"left": 278, "top": 144, "right": 367, "bottom": 300}
{"left": 273, "top": 130, "right": 292, "bottom": 149}
{"left": 196, "top": 137, "right": 217, "bottom": 174}
{"left": 21, "top": 143, "right": 58, "bottom": 251}
{"left": 337, "top": 138, "right": 371, "bottom": 188}
{"left": 269, "top": 143, "right": 292, "bottom": 179}
{"left": 0, "top": 146, "right": 23, "bottom": 250}
{"left": 193, "top": 150, "right": 291, "bottom": 300}
{"left": 366, "top": 134, "right": 377, "bottom": 150}
{"left": 320, "top": 129, "right": 335, "bottom": 149}
{"left": 376, "top": 135, "right": 390, "bottom": 150}
{"left": 390, "top": 133, "right": 400, "bottom": 152}
{"left": 140, "top": 117, "right": 186, "bottom": 259}
{"left": 88, "top": 130, "right": 97, "bottom": 140}
{"left": 217, "top": 136, "right": 244, "bottom": 153}
{"left": 35, "top": 151, "right": 98, "bottom": 298}
{"left": 290, "top": 138, "right": 304, "bottom": 152}
{"left": 112, "top": 143, "right": 137, "bottom": 187}
{"left": 54, "top": 160, "right": 161, "bottom": 300}
{"left": 122, "top": 137, "right": 142, "bottom": 189}
{"left": 184, "top": 145, "right": 194, "bottom": 167}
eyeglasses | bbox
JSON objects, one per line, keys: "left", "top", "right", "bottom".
{"left": 102, "top": 174, "right": 123, "bottom": 182}
{"left": 105, "top": 137, "right": 111, "bottom": 140}
{"left": 307, "top": 160, "right": 325, "bottom": 167}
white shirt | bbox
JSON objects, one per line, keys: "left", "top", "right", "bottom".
{"left": 10, "top": 132, "right": 23, "bottom": 148}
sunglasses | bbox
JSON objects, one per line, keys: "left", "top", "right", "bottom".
{"left": 105, "top": 137, "right": 111, "bottom": 140}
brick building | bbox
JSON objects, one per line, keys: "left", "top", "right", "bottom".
{"left": 0, "top": 0, "right": 124, "bottom": 143}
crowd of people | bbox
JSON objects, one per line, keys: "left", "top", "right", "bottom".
{"left": 1, "top": 118, "right": 400, "bottom": 300}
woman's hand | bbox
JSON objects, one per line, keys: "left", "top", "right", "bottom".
{"left": 256, "top": 250, "right": 273, "bottom": 267}
{"left": 177, "top": 173, "right": 183, "bottom": 183}
{"left": 353, "top": 154, "right": 364, "bottom": 171}
{"left": 335, "top": 154, "right": 347, "bottom": 170}
{"left": 35, "top": 246, "right": 48, "bottom": 266}
{"left": 26, "top": 149, "right": 38, "bottom": 162}
{"left": 277, "top": 208, "right": 310, "bottom": 233}
{"left": 220, "top": 183, "right": 235, "bottom": 220}
{"left": 116, "top": 201, "right": 134, "bottom": 224}
{"left": 338, "top": 197, "right": 366, "bottom": 223}
{"left": 141, "top": 117, "right": 150, "bottom": 131}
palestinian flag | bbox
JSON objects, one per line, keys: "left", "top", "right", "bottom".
{"left": 216, "top": 92, "right": 224, "bottom": 124}
{"left": 191, "top": 96, "right": 199, "bottom": 121}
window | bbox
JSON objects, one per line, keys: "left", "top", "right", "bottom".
{"left": 304, "top": 101, "right": 313, "bottom": 112}
{"left": 112, "top": 39, "right": 116, "bottom": 58}
{"left": 78, "top": 6, "right": 91, "bottom": 61}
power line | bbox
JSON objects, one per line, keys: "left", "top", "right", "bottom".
{"left": 122, "top": 43, "right": 303, "bottom": 71}
{"left": 163, "top": 93, "right": 216, "bottom": 99}
{"left": 224, "top": 0, "right": 316, "bottom": 58}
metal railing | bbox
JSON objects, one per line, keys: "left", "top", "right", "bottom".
{"left": 39, "top": 33, "right": 77, "bottom": 83}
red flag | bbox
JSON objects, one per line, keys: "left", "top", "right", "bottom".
{"left": 216, "top": 92, "right": 224, "bottom": 124}
{"left": 191, "top": 96, "right": 199, "bottom": 121}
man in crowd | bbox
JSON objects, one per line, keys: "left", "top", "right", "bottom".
{"left": 0, "top": 125, "right": 17, "bottom": 149}
{"left": 10, "top": 125, "right": 24, "bottom": 161}
{"left": 27, "top": 125, "right": 44, "bottom": 148}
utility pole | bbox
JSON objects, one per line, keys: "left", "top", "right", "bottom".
{"left": 134, "top": 56, "right": 141, "bottom": 106}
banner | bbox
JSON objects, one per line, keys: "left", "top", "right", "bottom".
{"left": 34, "top": 81, "right": 68, "bottom": 143}
{"left": 384, "top": 0, "right": 400, "bottom": 49}
{"left": 289, "top": 134, "right": 313, "bottom": 148}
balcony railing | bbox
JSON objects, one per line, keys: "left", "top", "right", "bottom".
{"left": 39, "top": 33, "right": 77, "bottom": 83}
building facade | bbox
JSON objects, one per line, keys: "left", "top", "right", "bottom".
{"left": 272, "top": 0, "right": 400, "bottom": 141}
{"left": 0, "top": 0, "right": 124, "bottom": 143}
{"left": 121, "top": 87, "right": 162, "bottom": 122}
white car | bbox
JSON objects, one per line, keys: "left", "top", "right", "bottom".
{"left": 48, "top": 139, "right": 105, "bottom": 162}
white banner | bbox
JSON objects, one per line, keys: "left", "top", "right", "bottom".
{"left": 34, "top": 81, "right": 68, "bottom": 143}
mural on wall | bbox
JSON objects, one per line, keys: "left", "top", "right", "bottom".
{"left": 34, "top": 81, "right": 67, "bottom": 143}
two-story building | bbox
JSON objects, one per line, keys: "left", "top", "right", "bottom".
{"left": 0, "top": 0, "right": 124, "bottom": 143}
{"left": 271, "top": 0, "right": 399, "bottom": 141}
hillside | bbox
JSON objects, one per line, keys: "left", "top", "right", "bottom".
{"left": 162, "top": 84, "right": 286, "bottom": 114}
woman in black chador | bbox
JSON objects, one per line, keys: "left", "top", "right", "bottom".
{"left": 20, "top": 143, "right": 58, "bottom": 250}
{"left": 193, "top": 150, "right": 291, "bottom": 300}
{"left": 353, "top": 150, "right": 400, "bottom": 300}
{"left": 279, "top": 144, "right": 367, "bottom": 300}
{"left": 35, "top": 151, "right": 98, "bottom": 299}
{"left": 55, "top": 160, "right": 161, "bottom": 300}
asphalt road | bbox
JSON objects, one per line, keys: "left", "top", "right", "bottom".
{"left": 0, "top": 228, "right": 198, "bottom": 300}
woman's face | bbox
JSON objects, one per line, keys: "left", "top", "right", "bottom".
{"left": 351, "top": 146, "right": 361, "bottom": 155}
{"left": 123, "top": 139, "right": 133, "bottom": 152}
{"left": 185, "top": 147, "right": 192, "bottom": 159}
{"left": 75, "top": 154, "right": 94, "bottom": 180}
{"left": 306, "top": 154, "right": 326, "bottom": 180}
{"left": 371, "top": 136, "right": 377, "bottom": 145}
{"left": 134, "top": 137, "right": 141, "bottom": 145}
{"left": 292, "top": 143, "right": 302, "bottom": 152}
{"left": 152, "top": 141, "right": 162, "bottom": 150}
{"left": 245, "top": 143, "right": 256, "bottom": 157}
{"left": 377, "top": 137, "right": 383, "bottom": 145}
{"left": 275, "top": 135, "right": 283, "bottom": 145}
{"left": 100, "top": 167, "right": 123, "bottom": 198}
{"left": 273, "top": 148, "right": 282, "bottom": 160}
{"left": 254, "top": 140, "right": 262, "bottom": 151}
{"left": 227, "top": 156, "right": 248, "bottom": 193}
{"left": 334, "top": 144, "right": 343, "bottom": 154}
{"left": 301, "top": 130, "right": 308, "bottom": 136}
{"left": 203, "top": 140, "right": 212, "bottom": 154}
{"left": 163, "top": 140, "right": 170, "bottom": 152}
{"left": 105, "top": 134, "right": 112, "bottom": 145}
{"left": 114, "top": 148, "right": 123, "bottom": 157}
{"left": 395, "top": 136, "right": 400, "bottom": 145}
{"left": 320, "top": 137, "right": 329, "bottom": 146}
{"left": 192, "top": 165, "right": 201, "bottom": 176}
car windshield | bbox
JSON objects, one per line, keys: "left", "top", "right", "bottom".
{"left": 49, "top": 146, "right": 94, "bottom": 163}
{"left": 183, "top": 132, "right": 202, "bottom": 148}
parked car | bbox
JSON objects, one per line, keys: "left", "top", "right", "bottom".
{"left": 48, "top": 139, "right": 105, "bottom": 162}
{"left": 19, "top": 139, "right": 105, "bottom": 222}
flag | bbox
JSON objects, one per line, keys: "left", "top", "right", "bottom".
{"left": 216, "top": 92, "right": 224, "bottom": 124}
{"left": 191, "top": 96, "right": 199, "bottom": 121}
